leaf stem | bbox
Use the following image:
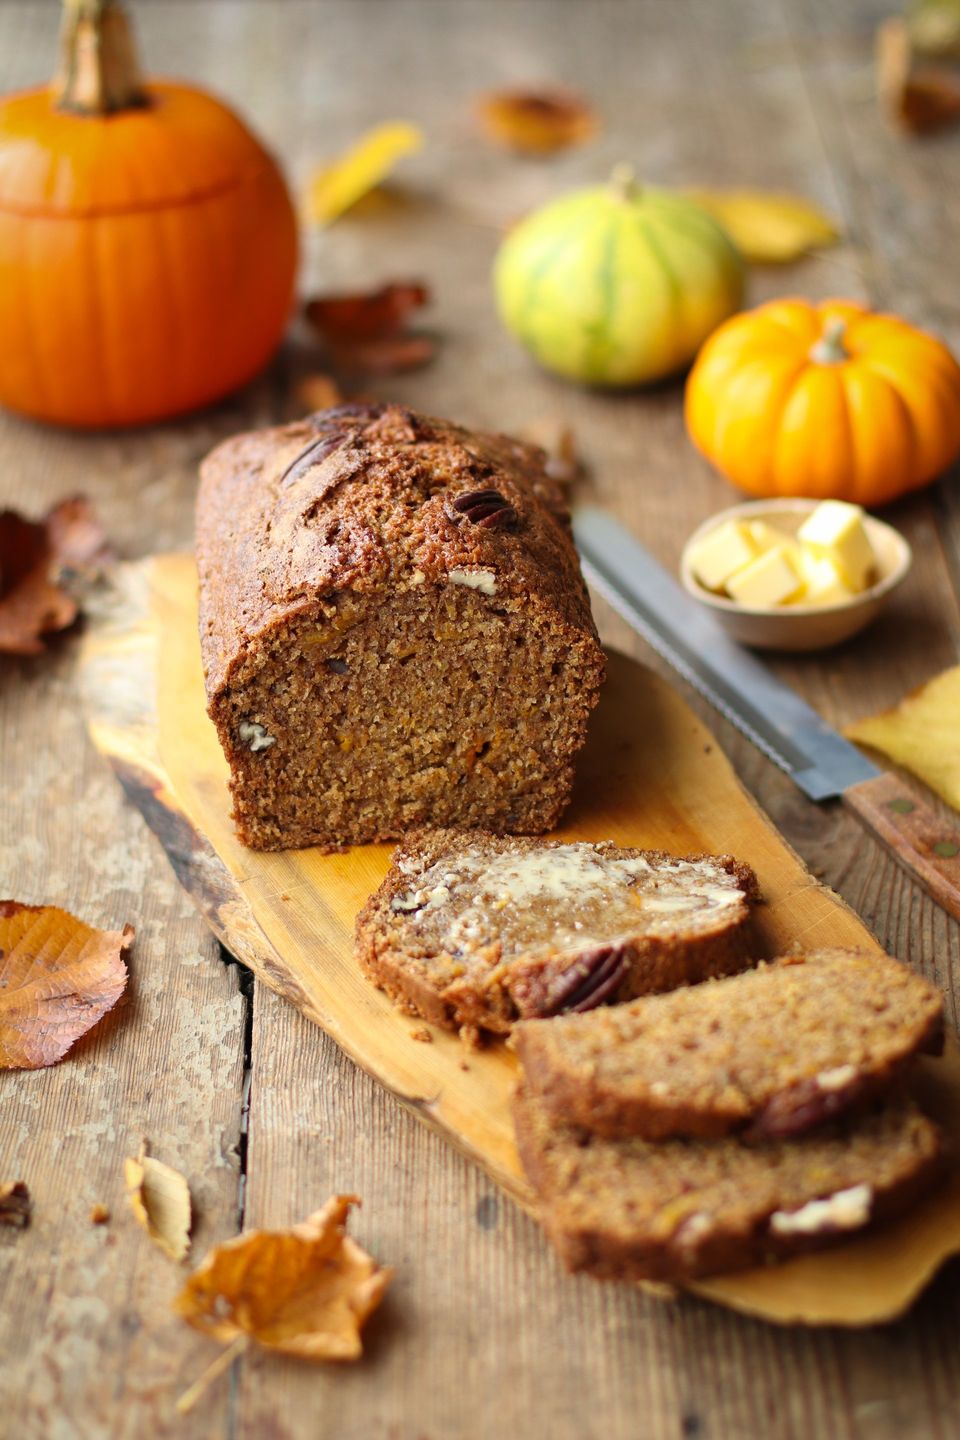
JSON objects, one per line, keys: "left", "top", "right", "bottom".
{"left": 175, "top": 1335, "right": 249, "bottom": 1416}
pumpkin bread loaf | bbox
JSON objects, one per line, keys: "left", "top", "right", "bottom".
{"left": 513, "top": 1083, "right": 943, "bottom": 1283}
{"left": 196, "top": 404, "right": 605, "bottom": 850}
{"left": 355, "top": 829, "right": 759, "bottom": 1035}
{"left": 513, "top": 949, "right": 944, "bottom": 1141}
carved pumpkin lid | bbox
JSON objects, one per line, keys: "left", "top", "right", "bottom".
{"left": 0, "top": 81, "right": 279, "bottom": 217}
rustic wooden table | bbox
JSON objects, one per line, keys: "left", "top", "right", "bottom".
{"left": 2, "top": 2, "right": 959, "bottom": 1437}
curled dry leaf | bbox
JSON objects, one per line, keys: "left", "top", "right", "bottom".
{"left": 845, "top": 665, "right": 960, "bottom": 814}
{"left": 877, "top": 17, "right": 960, "bottom": 135}
{"left": 0, "top": 902, "right": 132, "bottom": 1070}
{"left": 304, "top": 282, "right": 435, "bottom": 376}
{"left": 0, "top": 1181, "right": 31, "bottom": 1228}
{"left": 125, "top": 1143, "right": 192, "bottom": 1262}
{"left": 0, "top": 496, "right": 112, "bottom": 657}
{"left": 686, "top": 189, "right": 840, "bottom": 264}
{"left": 175, "top": 1195, "right": 392, "bottom": 1361}
{"left": 476, "top": 87, "right": 599, "bottom": 154}
{"left": 304, "top": 121, "right": 424, "bottom": 226}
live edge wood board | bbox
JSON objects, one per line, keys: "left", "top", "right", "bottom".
{"left": 79, "top": 554, "right": 960, "bottom": 1326}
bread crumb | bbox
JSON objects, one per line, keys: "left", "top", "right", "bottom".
{"left": 90, "top": 1203, "right": 110, "bottom": 1225}
{"left": 409, "top": 1027, "right": 433, "bottom": 1043}
{"left": 459, "top": 1024, "right": 482, "bottom": 1051}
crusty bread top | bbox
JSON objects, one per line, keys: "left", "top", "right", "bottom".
{"left": 196, "top": 403, "right": 598, "bottom": 703}
{"left": 514, "top": 948, "right": 944, "bottom": 1140}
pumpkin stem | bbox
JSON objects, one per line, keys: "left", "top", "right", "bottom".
{"left": 54, "top": 0, "right": 149, "bottom": 115}
{"left": 809, "top": 316, "right": 849, "bottom": 365}
{"left": 609, "top": 163, "right": 640, "bottom": 201}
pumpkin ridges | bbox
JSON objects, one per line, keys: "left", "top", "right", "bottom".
{"left": 839, "top": 366, "right": 920, "bottom": 507}
{"left": 696, "top": 354, "right": 802, "bottom": 494}
{"left": 771, "top": 366, "right": 853, "bottom": 499}
{"left": 864, "top": 352, "right": 960, "bottom": 481}
{"left": 685, "top": 296, "right": 960, "bottom": 503}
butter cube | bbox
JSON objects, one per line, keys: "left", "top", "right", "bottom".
{"left": 726, "top": 545, "right": 806, "bottom": 608}
{"left": 797, "top": 501, "right": 876, "bottom": 593}
{"left": 800, "top": 553, "right": 853, "bottom": 607}
{"left": 689, "top": 520, "right": 757, "bottom": 592}
{"left": 747, "top": 520, "right": 804, "bottom": 568}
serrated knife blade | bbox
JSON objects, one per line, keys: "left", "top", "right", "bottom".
{"left": 572, "top": 506, "right": 960, "bottom": 921}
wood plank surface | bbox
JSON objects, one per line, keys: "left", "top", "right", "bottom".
{"left": 1, "top": 1, "right": 959, "bottom": 1437}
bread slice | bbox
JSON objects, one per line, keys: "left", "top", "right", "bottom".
{"left": 513, "top": 1083, "right": 943, "bottom": 1282}
{"left": 514, "top": 949, "right": 944, "bottom": 1141}
{"left": 355, "top": 829, "right": 759, "bottom": 1035}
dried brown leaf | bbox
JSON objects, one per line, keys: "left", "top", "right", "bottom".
{"left": 175, "top": 1195, "right": 392, "bottom": 1361}
{"left": 0, "top": 496, "right": 113, "bottom": 656}
{"left": 305, "top": 283, "right": 429, "bottom": 343}
{"left": 877, "top": 16, "right": 960, "bottom": 134}
{"left": 0, "top": 902, "right": 132, "bottom": 1069}
{"left": 125, "top": 1143, "right": 192, "bottom": 1262}
{"left": 476, "top": 87, "right": 599, "bottom": 154}
{"left": 0, "top": 1181, "right": 31, "bottom": 1228}
{"left": 304, "top": 283, "right": 434, "bottom": 377}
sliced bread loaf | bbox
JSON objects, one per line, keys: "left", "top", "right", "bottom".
{"left": 513, "top": 948, "right": 943, "bottom": 1140}
{"left": 355, "top": 829, "right": 759, "bottom": 1035}
{"left": 513, "top": 1083, "right": 943, "bottom": 1282}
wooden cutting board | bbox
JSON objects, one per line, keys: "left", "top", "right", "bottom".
{"left": 79, "top": 554, "right": 960, "bottom": 1326}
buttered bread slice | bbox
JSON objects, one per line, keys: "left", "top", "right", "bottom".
{"left": 514, "top": 949, "right": 944, "bottom": 1140}
{"left": 355, "top": 829, "right": 759, "bottom": 1035}
{"left": 514, "top": 1083, "right": 943, "bottom": 1283}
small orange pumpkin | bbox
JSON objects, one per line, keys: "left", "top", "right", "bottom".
{"left": 0, "top": 0, "right": 298, "bottom": 429}
{"left": 685, "top": 298, "right": 960, "bottom": 505}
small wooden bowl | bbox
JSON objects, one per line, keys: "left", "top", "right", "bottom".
{"left": 680, "top": 499, "right": 912, "bottom": 652}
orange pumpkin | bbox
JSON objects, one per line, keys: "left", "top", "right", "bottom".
{"left": 685, "top": 298, "right": 960, "bottom": 505}
{"left": 0, "top": 0, "right": 298, "bottom": 429}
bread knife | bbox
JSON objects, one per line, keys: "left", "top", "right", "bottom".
{"left": 572, "top": 505, "right": 960, "bottom": 922}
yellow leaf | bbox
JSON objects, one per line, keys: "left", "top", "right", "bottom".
{"left": 686, "top": 188, "right": 841, "bottom": 263}
{"left": 844, "top": 666, "right": 960, "bottom": 813}
{"left": 125, "top": 1144, "right": 192, "bottom": 1262}
{"left": 304, "top": 122, "right": 424, "bottom": 225}
{"left": 175, "top": 1196, "right": 391, "bottom": 1361}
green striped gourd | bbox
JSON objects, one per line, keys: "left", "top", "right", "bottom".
{"left": 494, "top": 167, "right": 744, "bottom": 388}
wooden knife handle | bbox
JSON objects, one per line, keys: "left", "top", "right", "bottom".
{"left": 844, "top": 773, "right": 960, "bottom": 922}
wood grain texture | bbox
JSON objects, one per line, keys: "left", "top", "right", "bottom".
{"left": 1, "top": 0, "right": 959, "bottom": 1435}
